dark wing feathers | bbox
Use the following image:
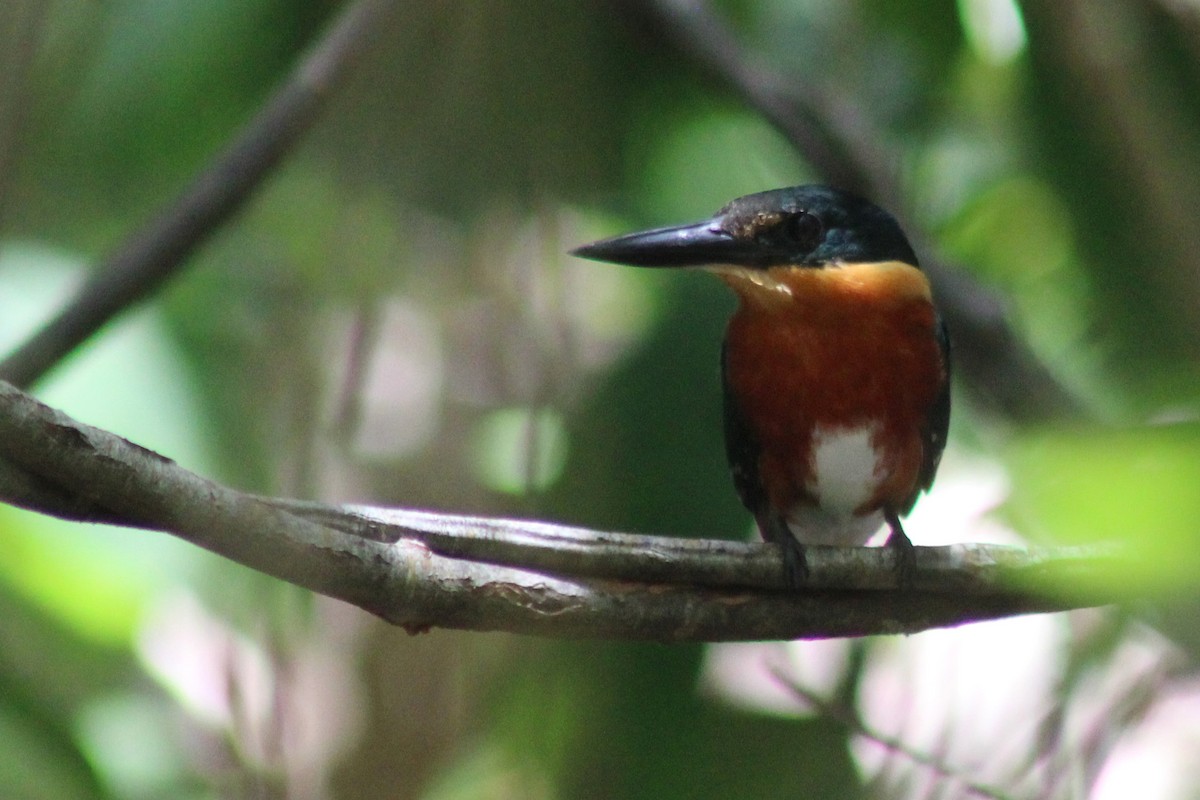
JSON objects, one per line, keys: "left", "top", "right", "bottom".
{"left": 911, "top": 316, "right": 951, "bottom": 506}
{"left": 720, "top": 338, "right": 767, "bottom": 522}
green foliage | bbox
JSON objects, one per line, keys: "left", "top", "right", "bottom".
{"left": 1007, "top": 424, "right": 1200, "bottom": 593}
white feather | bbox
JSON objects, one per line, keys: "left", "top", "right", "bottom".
{"left": 786, "top": 424, "right": 886, "bottom": 546}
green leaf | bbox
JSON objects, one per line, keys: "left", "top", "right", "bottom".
{"left": 1006, "top": 423, "right": 1200, "bottom": 594}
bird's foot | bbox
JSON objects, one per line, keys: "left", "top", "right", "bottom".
{"left": 760, "top": 513, "right": 809, "bottom": 589}
{"left": 884, "top": 512, "right": 916, "bottom": 589}
{"left": 780, "top": 536, "right": 809, "bottom": 590}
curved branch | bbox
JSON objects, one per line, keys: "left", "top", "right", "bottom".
{"left": 0, "top": 380, "right": 1121, "bottom": 641}
{"left": 0, "top": 0, "right": 393, "bottom": 389}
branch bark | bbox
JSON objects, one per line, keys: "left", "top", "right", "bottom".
{"left": 0, "top": 380, "right": 1121, "bottom": 642}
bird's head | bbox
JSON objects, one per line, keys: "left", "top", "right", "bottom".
{"left": 571, "top": 185, "right": 918, "bottom": 272}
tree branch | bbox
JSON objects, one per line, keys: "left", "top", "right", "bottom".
{"left": 0, "top": 380, "right": 1121, "bottom": 641}
{"left": 0, "top": 0, "right": 393, "bottom": 389}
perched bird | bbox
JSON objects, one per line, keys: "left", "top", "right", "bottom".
{"left": 572, "top": 185, "right": 950, "bottom": 585}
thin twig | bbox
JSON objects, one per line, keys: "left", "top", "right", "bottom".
{"left": 769, "top": 663, "right": 1019, "bottom": 800}
{"left": 814, "top": 697, "right": 1007, "bottom": 798}
{"left": 624, "top": 0, "right": 882, "bottom": 197}
{"left": 0, "top": 0, "right": 393, "bottom": 389}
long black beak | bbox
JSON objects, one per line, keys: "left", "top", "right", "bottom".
{"left": 571, "top": 220, "right": 757, "bottom": 268}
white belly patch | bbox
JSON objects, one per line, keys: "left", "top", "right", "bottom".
{"left": 785, "top": 424, "right": 886, "bottom": 546}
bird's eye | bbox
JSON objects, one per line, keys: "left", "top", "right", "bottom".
{"left": 777, "top": 211, "right": 823, "bottom": 250}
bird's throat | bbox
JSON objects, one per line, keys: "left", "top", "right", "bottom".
{"left": 712, "top": 260, "right": 932, "bottom": 313}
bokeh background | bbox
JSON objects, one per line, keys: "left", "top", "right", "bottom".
{"left": 3, "top": 1, "right": 1200, "bottom": 798}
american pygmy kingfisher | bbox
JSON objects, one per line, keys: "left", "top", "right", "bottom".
{"left": 572, "top": 185, "right": 950, "bottom": 585}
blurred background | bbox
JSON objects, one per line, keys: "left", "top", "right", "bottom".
{"left": 2, "top": 0, "right": 1200, "bottom": 797}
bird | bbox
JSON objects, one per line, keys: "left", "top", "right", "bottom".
{"left": 571, "top": 185, "right": 950, "bottom": 587}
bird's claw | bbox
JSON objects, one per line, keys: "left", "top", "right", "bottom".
{"left": 884, "top": 513, "right": 916, "bottom": 589}
{"left": 781, "top": 537, "right": 810, "bottom": 589}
